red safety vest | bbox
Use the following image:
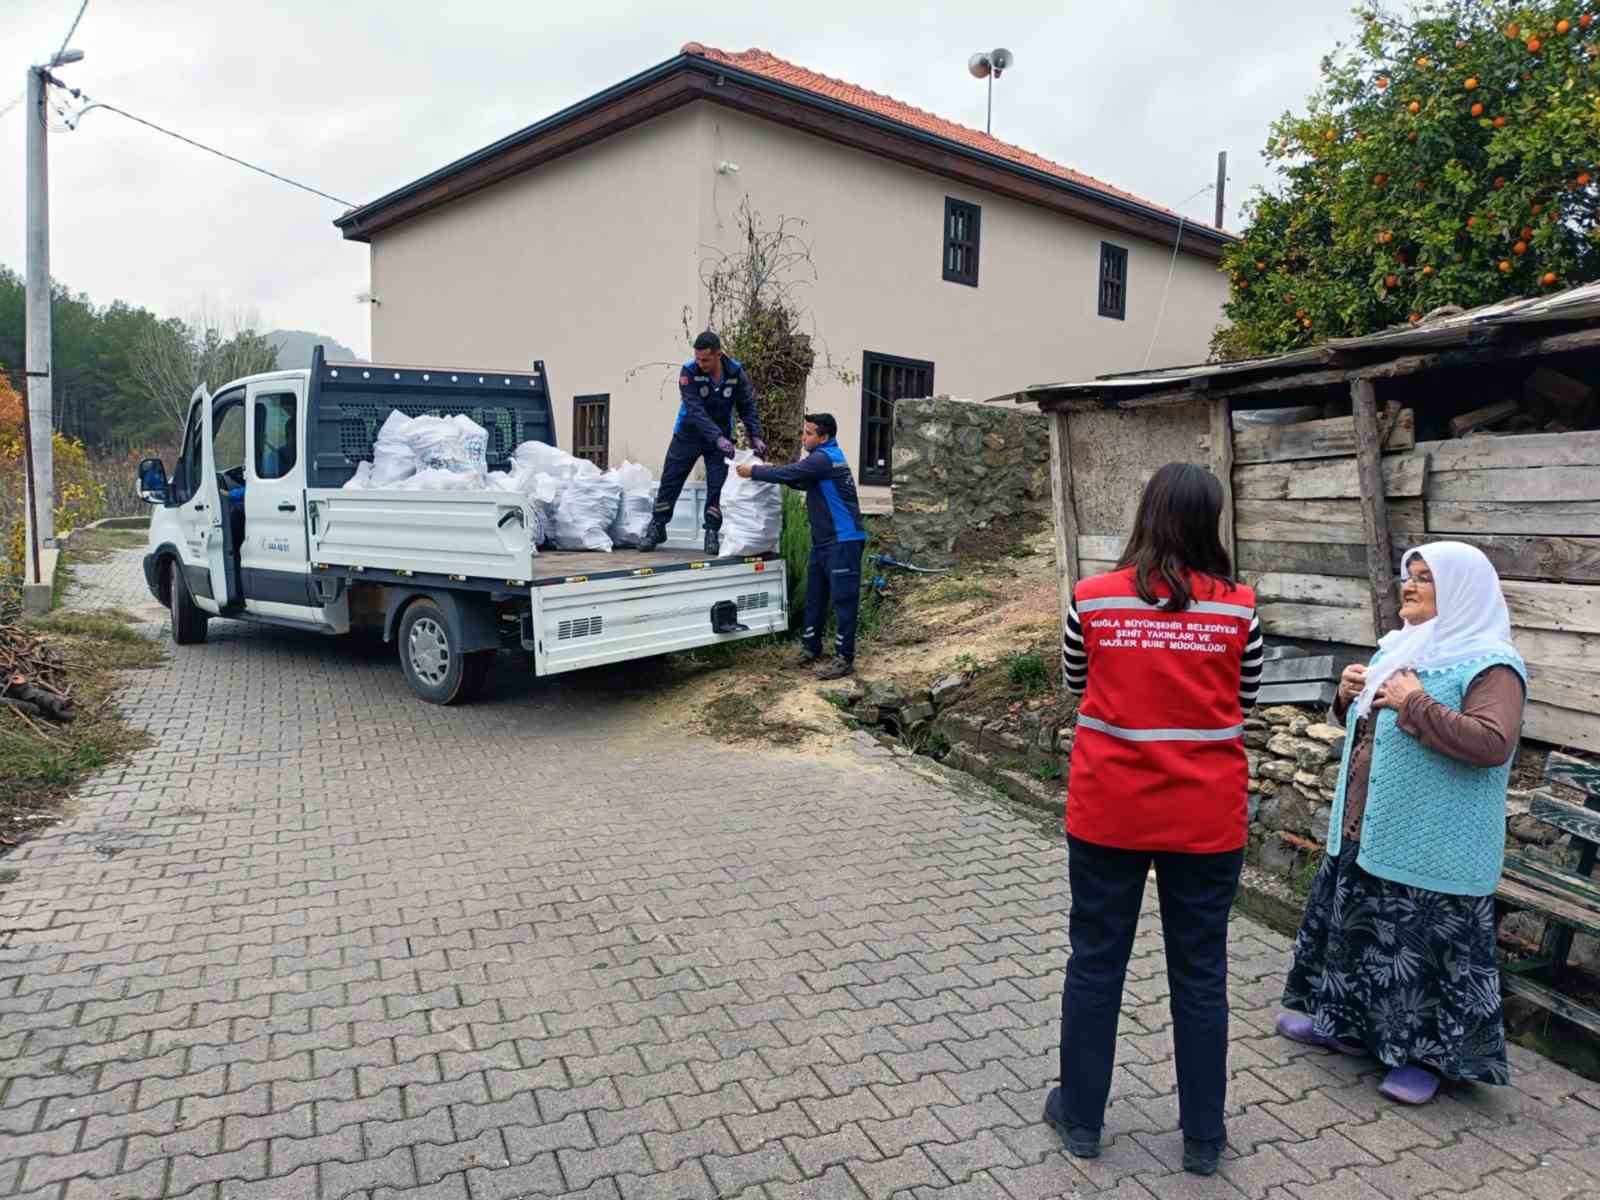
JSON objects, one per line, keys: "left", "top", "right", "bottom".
{"left": 1066, "top": 567, "right": 1256, "bottom": 854}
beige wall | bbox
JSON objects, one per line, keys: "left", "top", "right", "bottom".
{"left": 367, "top": 100, "right": 1227, "bottom": 491}
{"left": 368, "top": 106, "right": 705, "bottom": 466}
{"left": 688, "top": 107, "right": 1227, "bottom": 481}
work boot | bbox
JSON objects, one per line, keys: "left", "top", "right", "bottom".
{"left": 638, "top": 521, "right": 668, "bottom": 551}
{"left": 1182, "top": 1138, "right": 1222, "bottom": 1176}
{"left": 813, "top": 656, "right": 853, "bottom": 680}
{"left": 1043, "top": 1087, "right": 1100, "bottom": 1159}
{"left": 791, "top": 648, "right": 820, "bottom": 669}
{"left": 704, "top": 527, "right": 720, "bottom": 557}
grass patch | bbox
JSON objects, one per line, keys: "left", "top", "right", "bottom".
{"left": 1005, "top": 652, "right": 1048, "bottom": 696}
{"left": 1, "top": 616, "right": 161, "bottom": 854}
{"left": 1031, "top": 760, "right": 1063, "bottom": 782}
{"left": 918, "top": 576, "right": 998, "bottom": 606}
{"left": 65, "top": 528, "right": 149, "bottom": 564}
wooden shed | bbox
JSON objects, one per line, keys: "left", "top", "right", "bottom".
{"left": 1003, "top": 282, "right": 1600, "bottom": 754}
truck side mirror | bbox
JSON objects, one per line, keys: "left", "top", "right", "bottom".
{"left": 137, "top": 457, "right": 168, "bottom": 504}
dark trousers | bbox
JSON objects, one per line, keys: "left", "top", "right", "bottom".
{"left": 653, "top": 434, "right": 728, "bottom": 530}
{"left": 803, "top": 540, "right": 865, "bottom": 662}
{"left": 1059, "top": 833, "right": 1243, "bottom": 1144}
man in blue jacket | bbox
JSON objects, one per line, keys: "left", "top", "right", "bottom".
{"left": 641, "top": 331, "right": 766, "bottom": 556}
{"left": 736, "top": 412, "right": 867, "bottom": 679}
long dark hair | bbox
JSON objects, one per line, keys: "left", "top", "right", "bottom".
{"left": 1114, "top": 462, "right": 1234, "bottom": 611}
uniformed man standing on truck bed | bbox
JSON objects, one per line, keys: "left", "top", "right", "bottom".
{"left": 640, "top": 331, "right": 766, "bottom": 555}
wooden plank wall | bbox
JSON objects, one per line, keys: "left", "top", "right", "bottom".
{"left": 1233, "top": 417, "right": 1600, "bottom": 754}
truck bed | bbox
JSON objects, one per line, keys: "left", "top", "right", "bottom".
{"left": 529, "top": 547, "right": 734, "bottom": 583}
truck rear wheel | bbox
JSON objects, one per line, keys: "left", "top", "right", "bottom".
{"left": 398, "top": 598, "right": 492, "bottom": 704}
{"left": 168, "top": 561, "right": 209, "bottom": 645}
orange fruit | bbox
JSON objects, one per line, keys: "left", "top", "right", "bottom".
{"left": 1378, "top": 230, "right": 1394, "bottom": 244}
{"left": 1465, "top": 77, "right": 1478, "bottom": 90}
{"left": 1422, "top": 265, "right": 1435, "bottom": 276}
{"left": 1494, "top": 115, "right": 1507, "bottom": 128}
{"left": 1408, "top": 312, "right": 1422, "bottom": 323}
{"left": 1558, "top": 19, "right": 1571, "bottom": 35}
{"left": 1543, "top": 271, "right": 1559, "bottom": 285}
{"left": 1238, "top": 279, "right": 1250, "bottom": 290}
{"left": 1256, "top": 260, "right": 1267, "bottom": 271}
{"left": 1532, "top": 202, "right": 1544, "bottom": 214}
{"left": 1467, "top": 215, "right": 1478, "bottom": 227}
{"left": 1377, "top": 75, "right": 1390, "bottom": 89}
{"left": 1499, "top": 259, "right": 1513, "bottom": 272}
{"left": 1522, "top": 225, "right": 1535, "bottom": 238}
{"left": 1374, "top": 172, "right": 1388, "bottom": 186}
{"left": 1417, "top": 56, "right": 1430, "bottom": 67}
{"left": 1584, "top": 15, "right": 1595, "bottom": 30}
{"left": 1471, "top": 102, "right": 1485, "bottom": 117}
{"left": 1408, "top": 100, "right": 1421, "bottom": 114}
{"left": 1579, "top": 172, "right": 1593, "bottom": 186}
{"left": 1385, "top": 274, "right": 1399, "bottom": 288}
{"left": 1325, "top": 129, "right": 1337, "bottom": 141}
{"left": 1529, "top": 36, "right": 1543, "bottom": 51}
{"left": 1514, "top": 241, "right": 1528, "bottom": 254}
{"left": 1408, "top": 131, "right": 1419, "bottom": 142}
{"left": 1302, "top": 318, "right": 1313, "bottom": 329}
{"left": 1494, "top": 176, "right": 1507, "bottom": 188}
{"left": 1508, "top": 22, "right": 1520, "bottom": 38}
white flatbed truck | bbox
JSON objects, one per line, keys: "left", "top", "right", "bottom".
{"left": 137, "top": 349, "right": 787, "bottom": 703}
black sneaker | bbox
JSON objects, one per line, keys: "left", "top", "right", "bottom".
{"left": 813, "top": 656, "right": 853, "bottom": 680}
{"left": 638, "top": 522, "right": 668, "bottom": 551}
{"left": 1182, "top": 1137, "right": 1222, "bottom": 1176}
{"left": 704, "top": 527, "right": 720, "bottom": 557}
{"left": 1042, "top": 1087, "right": 1100, "bottom": 1159}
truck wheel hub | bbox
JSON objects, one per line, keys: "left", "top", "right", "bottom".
{"left": 408, "top": 617, "right": 450, "bottom": 684}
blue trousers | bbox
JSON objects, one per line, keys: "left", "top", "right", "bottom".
{"left": 653, "top": 434, "right": 728, "bottom": 529}
{"left": 804, "top": 540, "right": 864, "bottom": 662}
{"left": 1059, "top": 834, "right": 1243, "bottom": 1144}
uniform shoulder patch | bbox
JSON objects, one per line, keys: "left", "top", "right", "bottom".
{"left": 678, "top": 373, "right": 689, "bottom": 386}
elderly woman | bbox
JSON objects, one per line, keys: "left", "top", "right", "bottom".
{"left": 1278, "top": 541, "right": 1526, "bottom": 1105}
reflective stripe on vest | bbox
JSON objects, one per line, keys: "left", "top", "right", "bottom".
{"left": 1075, "top": 715, "right": 1245, "bottom": 742}
{"left": 1076, "top": 596, "right": 1255, "bottom": 620}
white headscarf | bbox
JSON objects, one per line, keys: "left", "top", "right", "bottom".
{"left": 1353, "top": 541, "right": 1520, "bottom": 718}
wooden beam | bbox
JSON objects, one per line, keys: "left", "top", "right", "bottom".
{"left": 1419, "top": 430, "right": 1600, "bottom": 472}
{"left": 1430, "top": 533, "right": 1600, "bottom": 584}
{"left": 1233, "top": 450, "right": 1427, "bottom": 501}
{"left": 1232, "top": 408, "right": 1415, "bottom": 464}
{"left": 1048, "top": 410, "right": 1080, "bottom": 630}
{"left": 1236, "top": 539, "right": 1375, "bottom": 580}
{"left": 1352, "top": 380, "right": 1401, "bottom": 637}
{"left": 1210, "top": 397, "right": 1236, "bottom": 570}
{"left": 1235, "top": 497, "right": 1425, "bottom": 544}
{"left": 1427, "top": 500, "right": 1600, "bottom": 537}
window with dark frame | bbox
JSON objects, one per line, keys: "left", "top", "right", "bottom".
{"left": 1098, "top": 242, "right": 1128, "bottom": 320}
{"left": 572, "top": 394, "right": 610, "bottom": 470}
{"left": 943, "top": 197, "right": 981, "bottom": 287}
{"left": 860, "top": 352, "right": 935, "bottom": 486}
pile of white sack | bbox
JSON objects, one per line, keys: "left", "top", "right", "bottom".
{"left": 343, "top": 409, "right": 782, "bottom": 556}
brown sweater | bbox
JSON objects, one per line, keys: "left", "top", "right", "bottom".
{"left": 1334, "top": 665, "right": 1526, "bottom": 843}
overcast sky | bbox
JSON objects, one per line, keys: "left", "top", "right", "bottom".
{"left": 2, "top": 0, "right": 1357, "bottom": 359}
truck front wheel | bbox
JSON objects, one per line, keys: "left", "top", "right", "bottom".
{"left": 397, "top": 598, "right": 492, "bottom": 704}
{"left": 168, "top": 561, "right": 209, "bottom": 645}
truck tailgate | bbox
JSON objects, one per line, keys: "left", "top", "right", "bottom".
{"left": 306, "top": 488, "right": 538, "bottom": 582}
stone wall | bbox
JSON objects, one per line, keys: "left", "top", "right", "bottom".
{"left": 891, "top": 397, "right": 1051, "bottom": 566}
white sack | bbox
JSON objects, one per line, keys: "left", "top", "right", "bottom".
{"left": 342, "top": 461, "right": 374, "bottom": 490}
{"left": 404, "top": 414, "right": 481, "bottom": 483}
{"left": 513, "top": 440, "right": 581, "bottom": 480}
{"left": 369, "top": 410, "right": 417, "bottom": 486}
{"left": 396, "top": 467, "right": 480, "bottom": 491}
{"left": 606, "top": 460, "right": 656, "bottom": 548}
{"left": 719, "top": 449, "right": 782, "bottom": 557}
{"left": 552, "top": 471, "right": 623, "bottom": 552}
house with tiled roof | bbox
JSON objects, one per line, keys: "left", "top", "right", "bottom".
{"left": 337, "top": 44, "right": 1232, "bottom": 502}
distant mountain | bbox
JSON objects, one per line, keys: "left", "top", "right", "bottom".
{"left": 265, "top": 330, "right": 364, "bottom": 368}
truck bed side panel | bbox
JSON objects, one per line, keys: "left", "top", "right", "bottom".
{"left": 307, "top": 489, "right": 538, "bottom": 581}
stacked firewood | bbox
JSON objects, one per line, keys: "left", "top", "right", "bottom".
{"left": 0, "top": 624, "right": 76, "bottom": 723}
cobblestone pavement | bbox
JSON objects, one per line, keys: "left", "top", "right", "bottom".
{"left": 3, "top": 549, "right": 1597, "bottom": 1200}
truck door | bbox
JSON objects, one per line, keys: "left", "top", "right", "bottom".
{"left": 171, "top": 389, "right": 216, "bottom": 610}
{"left": 241, "top": 378, "right": 319, "bottom": 618}
{"left": 201, "top": 386, "right": 244, "bottom": 611}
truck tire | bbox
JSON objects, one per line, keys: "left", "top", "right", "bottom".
{"left": 398, "top": 598, "right": 486, "bottom": 705}
{"left": 168, "top": 561, "right": 209, "bottom": 645}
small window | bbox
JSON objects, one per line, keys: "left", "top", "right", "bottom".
{"left": 172, "top": 400, "right": 206, "bottom": 504}
{"left": 573, "top": 394, "right": 610, "bottom": 470}
{"left": 943, "top": 198, "right": 981, "bottom": 287}
{"left": 213, "top": 393, "right": 246, "bottom": 476}
{"left": 1099, "top": 242, "right": 1128, "bottom": 320}
{"left": 253, "top": 393, "right": 298, "bottom": 480}
{"left": 860, "top": 352, "right": 935, "bottom": 486}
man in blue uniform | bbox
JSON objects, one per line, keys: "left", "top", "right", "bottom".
{"left": 641, "top": 331, "right": 766, "bottom": 555}
{"left": 736, "top": 412, "right": 867, "bottom": 680}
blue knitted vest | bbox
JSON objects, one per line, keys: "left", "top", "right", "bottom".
{"left": 1325, "top": 652, "right": 1526, "bottom": 897}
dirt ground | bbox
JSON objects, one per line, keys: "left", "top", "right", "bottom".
{"left": 653, "top": 517, "right": 1064, "bottom": 749}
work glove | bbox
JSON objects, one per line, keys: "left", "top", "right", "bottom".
{"left": 716, "top": 437, "right": 737, "bottom": 458}
{"left": 751, "top": 437, "right": 768, "bottom": 456}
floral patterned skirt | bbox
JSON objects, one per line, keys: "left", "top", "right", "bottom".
{"left": 1281, "top": 840, "right": 1509, "bottom": 1084}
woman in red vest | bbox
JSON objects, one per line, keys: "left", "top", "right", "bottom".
{"left": 1045, "top": 462, "right": 1262, "bottom": 1177}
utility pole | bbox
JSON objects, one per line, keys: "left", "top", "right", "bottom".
{"left": 1214, "top": 150, "right": 1228, "bottom": 229}
{"left": 21, "top": 49, "right": 82, "bottom": 584}
{"left": 23, "top": 64, "right": 54, "bottom": 583}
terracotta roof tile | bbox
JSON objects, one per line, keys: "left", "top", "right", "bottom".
{"left": 681, "top": 43, "right": 1192, "bottom": 225}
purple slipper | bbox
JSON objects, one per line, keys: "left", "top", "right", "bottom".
{"left": 1378, "top": 1065, "right": 1439, "bottom": 1105}
{"left": 1275, "top": 1012, "right": 1366, "bottom": 1056}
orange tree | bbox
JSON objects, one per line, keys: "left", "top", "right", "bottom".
{"left": 1213, "top": 1, "right": 1600, "bottom": 359}
{"left": 1, "top": 372, "right": 107, "bottom": 580}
